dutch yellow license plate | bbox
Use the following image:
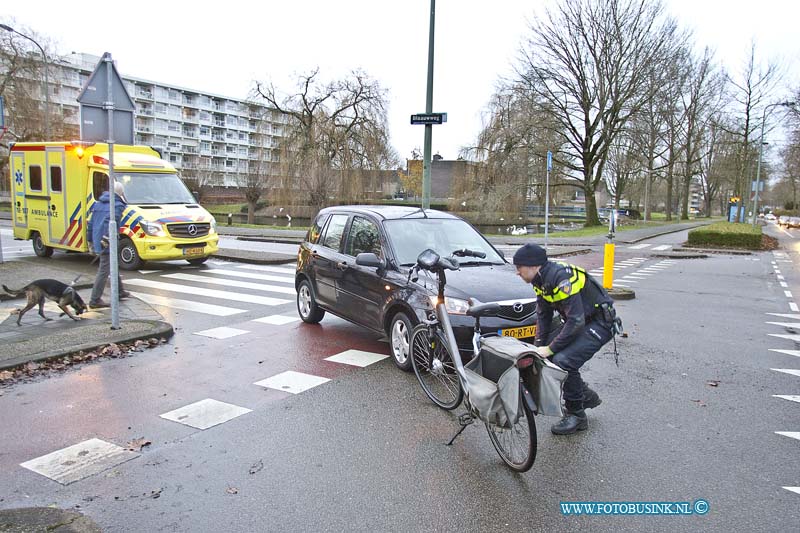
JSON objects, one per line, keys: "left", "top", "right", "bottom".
{"left": 500, "top": 325, "right": 537, "bottom": 338}
{"left": 183, "top": 247, "right": 205, "bottom": 257}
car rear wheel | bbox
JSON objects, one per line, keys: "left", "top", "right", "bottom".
{"left": 389, "top": 311, "right": 414, "bottom": 372}
{"left": 297, "top": 279, "right": 325, "bottom": 323}
{"left": 32, "top": 232, "right": 54, "bottom": 258}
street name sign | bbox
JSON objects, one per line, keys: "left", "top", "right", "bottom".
{"left": 411, "top": 113, "right": 447, "bottom": 125}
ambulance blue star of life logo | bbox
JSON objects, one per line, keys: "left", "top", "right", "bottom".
{"left": 15, "top": 170, "right": 23, "bottom": 186}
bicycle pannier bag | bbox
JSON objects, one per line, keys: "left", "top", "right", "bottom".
{"left": 530, "top": 358, "right": 568, "bottom": 417}
{"left": 464, "top": 336, "right": 535, "bottom": 428}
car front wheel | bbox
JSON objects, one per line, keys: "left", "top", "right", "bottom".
{"left": 389, "top": 311, "right": 414, "bottom": 372}
{"left": 297, "top": 279, "right": 325, "bottom": 324}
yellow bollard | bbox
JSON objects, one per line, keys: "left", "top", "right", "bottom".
{"left": 603, "top": 242, "right": 615, "bottom": 289}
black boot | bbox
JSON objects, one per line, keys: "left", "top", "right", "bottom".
{"left": 551, "top": 409, "right": 588, "bottom": 435}
{"left": 583, "top": 387, "right": 602, "bottom": 409}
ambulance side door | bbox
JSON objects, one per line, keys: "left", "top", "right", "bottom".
{"left": 46, "top": 147, "right": 68, "bottom": 245}
{"left": 10, "top": 152, "right": 27, "bottom": 228}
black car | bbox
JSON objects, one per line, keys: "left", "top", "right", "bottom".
{"left": 295, "top": 206, "right": 538, "bottom": 370}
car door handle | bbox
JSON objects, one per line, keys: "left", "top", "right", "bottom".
{"left": 336, "top": 261, "right": 349, "bottom": 271}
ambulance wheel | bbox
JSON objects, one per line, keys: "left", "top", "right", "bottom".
{"left": 187, "top": 257, "right": 208, "bottom": 266}
{"left": 118, "top": 238, "right": 143, "bottom": 270}
{"left": 32, "top": 232, "right": 54, "bottom": 258}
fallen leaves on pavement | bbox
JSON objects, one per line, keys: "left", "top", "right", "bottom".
{"left": 226, "top": 487, "right": 239, "bottom": 495}
{"left": 706, "top": 380, "right": 720, "bottom": 387}
{"left": 0, "top": 337, "right": 169, "bottom": 386}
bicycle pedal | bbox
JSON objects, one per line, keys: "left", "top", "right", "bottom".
{"left": 457, "top": 413, "right": 474, "bottom": 426}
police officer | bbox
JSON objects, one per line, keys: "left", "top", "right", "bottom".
{"left": 513, "top": 243, "right": 616, "bottom": 435}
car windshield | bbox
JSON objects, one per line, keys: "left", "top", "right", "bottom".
{"left": 115, "top": 173, "right": 197, "bottom": 205}
{"left": 384, "top": 218, "right": 505, "bottom": 266}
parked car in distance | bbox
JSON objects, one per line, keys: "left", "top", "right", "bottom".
{"left": 779, "top": 216, "right": 790, "bottom": 227}
{"left": 295, "top": 206, "right": 539, "bottom": 371}
{"left": 764, "top": 213, "right": 777, "bottom": 222}
{"left": 790, "top": 217, "right": 800, "bottom": 228}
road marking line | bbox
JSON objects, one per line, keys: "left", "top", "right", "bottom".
{"left": 769, "top": 334, "right": 800, "bottom": 342}
{"left": 20, "top": 438, "right": 139, "bottom": 485}
{"left": 254, "top": 371, "right": 330, "bottom": 394}
{"left": 138, "top": 270, "right": 160, "bottom": 275}
{"left": 776, "top": 431, "right": 800, "bottom": 441}
{"left": 253, "top": 315, "right": 300, "bottom": 325}
{"left": 124, "top": 279, "right": 291, "bottom": 306}
{"left": 629, "top": 244, "right": 651, "bottom": 249}
{"left": 786, "top": 291, "right": 794, "bottom": 298}
{"left": 773, "top": 395, "right": 800, "bottom": 404}
{"left": 781, "top": 282, "right": 790, "bottom": 288}
{"left": 162, "top": 272, "right": 296, "bottom": 295}
{"left": 769, "top": 349, "right": 800, "bottom": 358}
{"left": 325, "top": 349, "right": 388, "bottom": 367}
{"left": 652, "top": 245, "right": 671, "bottom": 251}
{"left": 778, "top": 275, "right": 785, "bottom": 280}
{"left": 236, "top": 264, "right": 296, "bottom": 275}
{"left": 771, "top": 313, "right": 800, "bottom": 320}
{"left": 784, "top": 487, "right": 800, "bottom": 495}
{"left": 792, "top": 303, "right": 800, "bottom": 312}
{"left": 129, "top": 292, "right": 246, "bottom": 316}
{"left": 772, "top": 369, "right": 800, "bottom": 377}
{"left": 160, "top": 399, "right": 252, "bottom": 430}
{"left": 766, "top": 322, "right": 800, "bottom": 328}
{"left": 202, "top": 268, "right": 294, "bottom": 284}
{"left": 194, "top": 326, "right": 250, "bottom": 339}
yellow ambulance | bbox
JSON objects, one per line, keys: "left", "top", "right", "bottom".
{"left": 8, "top": 141, "right": 219, "bottom": 269}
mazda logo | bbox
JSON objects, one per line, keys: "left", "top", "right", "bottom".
{"left": 513, "top": 302, "right": 524, "bottom": 313}
{"left": 187, "top": 224, "right": 198, "bottom": 236}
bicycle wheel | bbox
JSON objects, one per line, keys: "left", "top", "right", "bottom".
{"left": 485, "top": 393, "right": 537, "bottom": 472}
{"left": 410, "top": 324, "right": 464, "bottom": 410}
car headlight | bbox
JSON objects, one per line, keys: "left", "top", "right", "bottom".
{"left": 429, "top": 295, "right": 470, "bottom": 315}
{"left": 142, "top": 221, "right": 166, "bottom": 237}
{"left": 210, "top": 218, "right": 217, "bottom": 233}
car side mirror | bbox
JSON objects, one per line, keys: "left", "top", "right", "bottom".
{"left": 356, "top": 252, "right": 386, "bottom": 270}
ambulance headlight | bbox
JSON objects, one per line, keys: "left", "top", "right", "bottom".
{"left": 210, "top": 219, "right": 217, "bottom": 233}
{"left": 142, "top": 221, "right": 166, "bottom": 237}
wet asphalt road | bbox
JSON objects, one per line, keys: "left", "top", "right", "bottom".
{"left": 0, "top": 225, "right": 798, "bottom": 531}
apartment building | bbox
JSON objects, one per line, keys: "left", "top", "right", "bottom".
{"left": 41, "top": 53, "right": 284, "bottom": 187}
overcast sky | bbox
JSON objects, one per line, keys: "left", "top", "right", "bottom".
{"left": 5, "top": 0, "right": 799, "bottom": 162}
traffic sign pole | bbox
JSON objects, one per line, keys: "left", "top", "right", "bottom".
{"left": 422, "top": 0, "right": 435, "bottom": 210}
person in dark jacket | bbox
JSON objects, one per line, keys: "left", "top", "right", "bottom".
{"left": 513, "top": 243, "right": 616, "bottom": 435}
{"left": 87, "top": 182, "right": 130, "bottom": 308}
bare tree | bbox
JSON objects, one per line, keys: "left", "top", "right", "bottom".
{"left": 517, "top": 0, "right": 682, "bottom": 226}
{"left": 254, "top": 69, "right": 396, "bottom": 214}
{"left": 180, "top": 156, "right": 222, "bottom": 203}
{"left": 725, "top": 43, "right": 783, "bottom": 217}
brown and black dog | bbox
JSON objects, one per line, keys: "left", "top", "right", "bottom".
{"left": 2, "top": 278, "right": 87, "bottom": 326}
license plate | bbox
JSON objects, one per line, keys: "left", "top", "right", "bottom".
{"left": 500, "top": 325, "right": 537, "bottom": 338}
{"left": 183, "top": 247, "right": 205, "bottom": 257}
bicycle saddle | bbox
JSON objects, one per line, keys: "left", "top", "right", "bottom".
{"left": 466, "top": 298, "right": 501, "bottom": 317}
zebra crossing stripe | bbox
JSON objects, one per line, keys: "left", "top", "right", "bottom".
{"left": 773, "top": 395, "right": 800, "bottom": 404}
{"left": 124, "top": 279, "right": 291, "bottom": 306}
{"left": 769, "top": 334, "right": 800, "bottom": 342}
{"left": 253, "top": 315, "right": 300, "bottom": 325}
{"left": 203, "top": 268, "right": 294, "bottom": 284}
{"left": 766, "top": 322, "right": 800, "bottom": 328}
{"left": 769, "top": 349, "right": 800, "bottom": 358}
{"left": 652, "top": 245, "right": 671, "bottom": 251}
{"left": 629, "top": 244, "right": 650, "bottom": 249}
{"left": 129, "top": 292, "right": 247, "bottom": 316}
{"left": 160, "top": 399, "right": 252, "bottom": 430}
{"left": 776, "top": 431, "right": 800, "bottom": 442}
{"left": 767, "top": 313, "right": 800, "bottom": 320}
{"left": 254, "top": 371, "right": 330, "bottom": 394}
{"left": 792, "top": 303, "right": 800, "bottom": 312}
{"left": 161, "top": 273, "right": 297, "bottom": 295}
{"left": 772, "top": 369, "right": 800, "bottom": 378}
{"left": 784, "top": 487, "right": 800, "bottom": 495}
{"left": 20, "top": 438, "right": 139, "bottom": 485}
{"left": 236, "top": 264, "right": 296, "bottom": 275}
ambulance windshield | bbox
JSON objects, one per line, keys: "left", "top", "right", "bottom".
{"left": 115, "top": 173, "right": 197, "bottom": 205}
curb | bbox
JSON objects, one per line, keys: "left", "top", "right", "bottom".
{"left": 212, "top": 251, "right": 295, "bottom": 265}
{"left": 0, "top": 319, "right": 174, "bottom": 371}
{"left": 673, "top": 246, "right": 753, "bottom": 256}
{"left": 608, "top": 288, "right": 636, "bottom": 300}
{"left": 652, "top": 251, "right": 708, "bottom": 259}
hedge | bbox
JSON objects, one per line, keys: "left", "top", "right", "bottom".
{"left": 687, "top": 222, "right": 762, "bottom": 249}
